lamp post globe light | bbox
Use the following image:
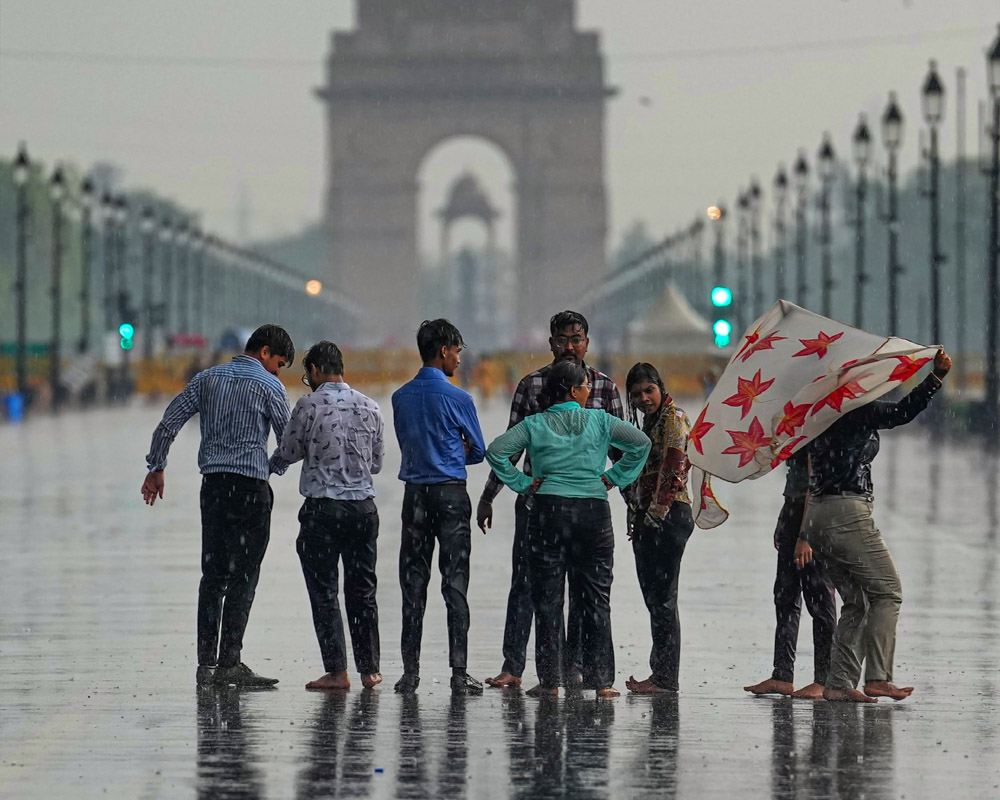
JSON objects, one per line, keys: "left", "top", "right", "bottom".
{"left": 13, "top": 143, "right": 31, "bottom": 399}
{"left": 793, "top": 150, "right": 810, "bottom": 307}
{"left": 852, "top": 114, "right": 872, "bottom": 329}
{"left": 985, "top": 24, "right": 1000, "bottom": 447}
{"left": 881, "top": 92, "right": 904, "bottom": 335}
{"left": 922, "top": 60, "right": 946, "bottom": 352}
{"left": 817, "top": 133, "right": 836, "bottom": 318}
{"left": 774, "top": 165, "right": 789, "bottom": 301}
{"left": 748, "top": 177, "right": 763, "bottom": 322}
{"left": 49, "top": 165, "right": 66, "bottom": 409}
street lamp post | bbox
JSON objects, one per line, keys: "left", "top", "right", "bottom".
{"left": 102, "top": 192, "right": 115, "bottom": 333}
{"left": 922, "top": 60, "right": 946, "bottom": 348}
{"left": 817, "top": 133, "right": 836, "bottom": 318}
{"left": 774, "top": 166, "right": 789, "bottom": 300}
{"left": 159, "top": 218, "right": 173, "bottom": 348}
{"left": 78, "top": 177, "right": 94, "bottom": 354}
{"left": 191, "top": 227, "right": 204, "bottom": 337}
{"left": 852, "top": 115, "right": 872, "bottom": 328}
{"left": 749, "top": 178, "right": 763, "bottom": 320}
{"left": 176, "top": 221, "right": 189, "bottom": 334}
{"left": 49, "top": 165, "right": 65, "bottom": 410}
{"left": 793, "top": 151, "right": 810, "bottom": 307}
{"left": 736, "top": 191, "right": 750, "bottom": 333}
{"left": 13, "top": 144, "right": 31, "bottom": 399}
{"left": 141, "top": 207, "right": 156, "bottom": 360}
{"left": 114, "top": 196, "right": 131, "bottom": 396}
{"left": 881, "top": 92, "right": 904, "bottom": 335}
{"left": 985, "top": 25, "right": 1000, "bottom": 447}
{"left": 712, "top": 203, "right": 727, "bottom": 291}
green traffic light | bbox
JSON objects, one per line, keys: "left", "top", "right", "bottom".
{"left": 120, "top": 337, "right": 134, "bottom": 350}
{"left": 119, "top": 323, "right": 135, "bottom": 338}
{"left": 713, "top": 318, "right": 732, "bottom": 348}
{"left": 711, "top": 286, "right": 733, "bottom": 307}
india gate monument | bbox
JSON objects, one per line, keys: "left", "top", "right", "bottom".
{"left": 316, "top": 0, "right": 614, "bottom": 341}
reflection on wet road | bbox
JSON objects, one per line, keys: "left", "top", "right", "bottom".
{"left": 0, "top": 404, "right": 998, "bottom": 798}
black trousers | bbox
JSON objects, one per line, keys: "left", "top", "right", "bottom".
{"left": 631, "top": 501, "right": 694, "bottom": 691}
{"left": 500, "top": 494, "right": 583, "bottom": 679}
{"left": 297, "top": 496, "right": 380, "bottom": 675}
{"left": 198, "top": 473, "right": 272, "bottom": 669}
{"left": 399, "top": 483, "right": 473, "bottom": 675}
{"left": 528, "top": 496, "right": 615, "bottom": 690}
{"left": 772, "top": 497, "right": 837, "bottom": 685}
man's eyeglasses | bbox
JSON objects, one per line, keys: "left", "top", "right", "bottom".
{"left": 301, "top": 374, "right": 312, "bottom": 387}
{"left": 553, "top": 335, "right": 586, "bottom": 347}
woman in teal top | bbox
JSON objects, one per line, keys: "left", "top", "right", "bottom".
{"left": 486, "top": 361, "right": 650, "bottom": 697}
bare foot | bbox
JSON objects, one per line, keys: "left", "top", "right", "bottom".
{"left": 626, "top": 675, "right": 674, "bottom": 694}
{"left": 596, "top": 686, "right": 621, "bottom": 699}
{"left": 525, "top": 683, "right": 558, "bottom": 697}
{"left": 485, "top": 671, "right": 522, "bottom": 688}
{"left": 823, "top": 687, "right": 877, "bottom": 703}
{"left": 361, "top": 672, "right": 382, "bottom": 690}
{"left": 864, "top": 681, "right": 914, "bottom": 701}
{"left": 743, "top": 678, "right": 794, "bottom": 696}
{"left": 306, "top": 670, "right": 351, "bottom": 691}
{"left": 792, "top": 682, "right": 826, "bottom": 700}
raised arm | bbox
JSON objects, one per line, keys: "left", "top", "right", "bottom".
{"left": 485, "top": 422, "right": 533, "bottom": 495}
{"left": 859, "top": 349, "right": 950, "bottom": 431}
{"left": 602, "top": 416, "right": 651, "bottom": 489}
{"left": 481, "top": 375, "right": 533, "bottom": 504}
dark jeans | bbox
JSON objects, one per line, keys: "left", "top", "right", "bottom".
{"left": 198, "top": 473, "right": 272, "bottom": 669}
{"left": 772, "top": 497, "right": 837, "bottom": 685}
{"left": 631, "top": 501, "right": 694, "bottom": 691}
{"left": 500, "top": 494, "right": 582, "bottom": 679}
{"left": 399, "top": 483, "right": 473, "bottom": 675}
{"left": 297, "top": 496, "right": 380, "bottom": 675}
{"left": 528, "top": 496, "right": 615, "bottom": 690}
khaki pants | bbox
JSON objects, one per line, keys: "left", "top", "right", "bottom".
{"left": 803, "top": 495, "right": 902, "bottom": 691}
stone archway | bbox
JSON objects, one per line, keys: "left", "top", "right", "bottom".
{"left": 317, "top": 0, "right": 614, "bottom": 343}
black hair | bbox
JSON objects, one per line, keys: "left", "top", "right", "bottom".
{"left": 417, "top": 318, "right": 465, "bottom": 363}
{"left": 625, "top": 361, "right": 667, "bottom": 426}
{"left": 303, "top": 340, "right": 344, "bottom": 377}
{"left": 537, "top": 360, "right": 588, "bottom": 411}
{"left": 245, "top": 324, "right": 294, "bottom": 364}
{"left": 549, "top": 310, "right": 589, "bottom": 337}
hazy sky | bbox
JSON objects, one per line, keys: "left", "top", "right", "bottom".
{"left": 1, "top": 1, "right": 997, "bottom": 253}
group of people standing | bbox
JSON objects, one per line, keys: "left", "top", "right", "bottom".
{"left": 140, "top": 312, "right": 952, "bottom": 704}
{"left": 141, "top": 312, "right": 699, "bottom": 698}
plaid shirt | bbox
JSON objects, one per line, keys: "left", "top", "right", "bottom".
{"left": 481, "top": 362, "right": 624, "bottom": 503}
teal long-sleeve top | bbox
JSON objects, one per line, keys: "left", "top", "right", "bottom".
{"left": 485, "top": 402, "right": 651, "bottom": 499}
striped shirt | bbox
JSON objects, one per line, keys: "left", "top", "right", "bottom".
{"left": 279, "top": 381, "right": 384, "bottom": 500}
{"left": 481, "top": 361, "right": 624, "bottom": 503}
{"left": 145, "top": 355, "right": 292, "bottom": 481}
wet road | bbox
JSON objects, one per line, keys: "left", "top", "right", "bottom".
{"left": 1, "top": 400, "right": 998, "bottom": 799}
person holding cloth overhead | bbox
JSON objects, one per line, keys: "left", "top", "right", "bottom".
{"left": 486, "top": 360, "right": 650, "bottom": 698}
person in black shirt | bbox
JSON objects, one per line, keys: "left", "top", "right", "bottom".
{"left": 796, "top": 348, "right": 951, "bottom": 703}
{"left": 744, "top": 445, "right": 837, "bottom": 700}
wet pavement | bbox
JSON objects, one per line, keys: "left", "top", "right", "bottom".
{"left": 1, "top": 400, "right": 998, "bottom": 799}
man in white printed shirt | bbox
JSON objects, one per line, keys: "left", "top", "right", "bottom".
{"left": 280, "top": 340, "right": 385, "bottom": 691}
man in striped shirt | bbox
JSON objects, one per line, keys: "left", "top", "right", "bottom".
{"left": 141, "top": 324, "right": 294, "bottom": 688}
{"left": 477, "top": 310, "right": 624, "bottom": 691}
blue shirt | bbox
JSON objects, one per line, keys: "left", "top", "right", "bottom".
{"left": 279, "top": 381, "right": 384, "bottom": 500}
{"left": 392, "top": 366, "right": 486, "bottom": 484}
{"left": 146, "top": 355, "right": 292, "bottom": 481}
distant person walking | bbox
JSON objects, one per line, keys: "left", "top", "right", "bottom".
{"left": 743, "top": 444, "right": 837, "bottom": 701}
{"left": 141, "top": 324, "right": 294, "bottom": 687}
{"left": 622, "top": 363, "right": 696, "bottom": 695}
{"left": 797, "top": 348, "right": 952, "bottom": 702}
{"left": 486, "top": 360, "right": 650, "bottom": 698}
{"left": 477, "top": 310, "right": 624, "bottom": 692}
{"left": 392, "top": 319, "right": 487, "bottom": 696}
{"left": 279, "top": 341, "right": 385, "bottom": 692}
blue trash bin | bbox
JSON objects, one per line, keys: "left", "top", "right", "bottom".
{"left": 3, "top": 393, "right": 24, "bottom": 423}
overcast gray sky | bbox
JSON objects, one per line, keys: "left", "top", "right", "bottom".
{"left": 1, "top": 1, "right": 997, "bottom": 253}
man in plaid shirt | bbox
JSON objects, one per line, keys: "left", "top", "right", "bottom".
{"left": 476, "top": 310, "right": 624, "bottom": 691}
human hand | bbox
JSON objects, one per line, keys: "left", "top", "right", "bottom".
{"left": 476, "top": 499, "right": 493, "bottom": 534}
{"left": 141, "top": 471, "right": 165, "bottom": 506}
{"left": 600, "top": 474, "right": 614, "bottom": 492}
{"left": 933, "top": 348, "right": 952, "bottom": 379}
{"left": 793, "top": 537, "right": 813, "bottom": 569}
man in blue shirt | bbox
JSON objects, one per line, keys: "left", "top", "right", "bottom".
{"left": 141, "top": 324, "right": 294, "bottom": 688}
{"left": 392, "top": 319, "right": 486, "bottom": 695}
